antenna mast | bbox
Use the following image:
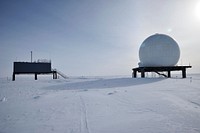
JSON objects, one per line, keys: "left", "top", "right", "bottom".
{"left": 31, "top": 51, "right": 32, "bottom": 62}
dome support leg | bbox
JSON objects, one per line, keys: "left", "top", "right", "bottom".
{"left": 182, "top": 68, "right": 186, "bottom": 78}
{"left": 167, "top": 71, "right": 171, "bottom": 78}
{"left": 141, "top": 70, "right": 145, "bottom": 78}
{"left": 132, "top": 70, "right": 137, "bottom": 78}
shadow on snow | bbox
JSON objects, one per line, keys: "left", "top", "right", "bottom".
{"left": 44, "top": 78, "right": 165, "bottom": 91}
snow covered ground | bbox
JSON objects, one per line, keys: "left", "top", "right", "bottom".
{"left": 0, "top": 74, "right": 200, "bottom": 133}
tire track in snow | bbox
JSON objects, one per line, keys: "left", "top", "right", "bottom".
{"left": 79, "top": 96, "right": 90, "bottom": 133}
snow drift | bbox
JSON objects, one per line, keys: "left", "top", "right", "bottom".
{"left": 0, "top": 75, "right": 200, "bottom": 133}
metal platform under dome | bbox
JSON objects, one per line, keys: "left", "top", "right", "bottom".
{"left": 132, "top": 66, "right": 192, "bottom": 78}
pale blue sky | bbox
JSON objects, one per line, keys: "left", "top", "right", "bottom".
{"left": 0, "top": 0, "right": 200, "bottom": 77}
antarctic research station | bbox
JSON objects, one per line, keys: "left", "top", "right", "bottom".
{"left": 12, "top": 34, "right": 191, "bottom": 80}
{"left": 12, "top": 52, "right": 67, "bottom": 81}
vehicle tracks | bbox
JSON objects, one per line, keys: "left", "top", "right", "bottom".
{"left": 79, "top": 96, "right": 90, "bottom": 133}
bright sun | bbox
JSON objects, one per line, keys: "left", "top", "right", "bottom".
{"left": 195, "top": 1, "right": 200, "bottom": 20}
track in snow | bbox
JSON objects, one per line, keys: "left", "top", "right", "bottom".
{"left": 79, "top": 96, "right": 90, "bottom": 133}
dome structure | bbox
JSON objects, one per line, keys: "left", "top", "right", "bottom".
{"left": 139, "top": 34, "right": 180, "bottom": 67}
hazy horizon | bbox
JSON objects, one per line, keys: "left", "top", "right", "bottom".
{"left": 1, "top": 0, "right": 200, "bottom": 77}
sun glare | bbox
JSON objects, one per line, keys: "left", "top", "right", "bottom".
{"left": 195, "top": 1, "right": 200, "bottom": 20}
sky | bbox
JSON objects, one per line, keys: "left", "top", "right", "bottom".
{"left": 0, "top": 0, "right": 200, "bottom": 77}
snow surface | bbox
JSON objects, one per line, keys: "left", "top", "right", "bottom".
{"left": 0, "top": 75, "right": 200, "bottom": 133}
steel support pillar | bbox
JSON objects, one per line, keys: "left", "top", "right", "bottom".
{"left": 53, "top": 72, "right": 57, "bottom": 79}
{"left": 35, "top": 73, "right": 37, "bottom": 80}
{"left": 182, "top": 68, "right": 186, "bottom": 78}
{"left": 167, "top": 71, "right": 171, "bottom": 78}
{"left": 141, "top": 70, "right": 145, "bottom": 78}
{"left": 132, "top": 70, "right": 137, "bottom": 78}
{"left": 12, "top": 73, "right": 15, "bottom": 81}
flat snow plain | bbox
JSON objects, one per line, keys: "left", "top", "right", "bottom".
{"left": 0, "top": 74, "right": 200, "bottom": 133}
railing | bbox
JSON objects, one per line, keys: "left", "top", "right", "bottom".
{"left": 37, "top": 59, "right": 51, "bottom": 63}
{"left": 52, "top": 69, "right": 68, "bottom": 79}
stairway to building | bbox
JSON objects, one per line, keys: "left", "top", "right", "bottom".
{"left": 52, "top": 69, "right": 68, "bottom": 79}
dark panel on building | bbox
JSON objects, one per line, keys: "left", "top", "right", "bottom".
{"left": 13, "top": 62, "right": 51, "bottom": 74}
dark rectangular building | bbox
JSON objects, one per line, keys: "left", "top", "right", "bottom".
{"left": 12, "top": 62, "right": 57, "bottom": 81}
{"left": 13, "top": 62, "right": 52, "bottom": 74}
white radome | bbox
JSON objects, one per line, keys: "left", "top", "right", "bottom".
{"left": 139, "top": 34, "right": 180, "bottom": 67}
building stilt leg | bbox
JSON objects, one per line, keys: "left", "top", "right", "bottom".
{"left": 35, "top": 73, "right": 37, "bottom": 80}
{"left": 53, "top": 73, "right": 55, "bottom": 79}
{"left": 12, "top": 73, "right": 15, "bottom": 81}
{"left": 53, "top": 72, "right": 57, "bottom": 79}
